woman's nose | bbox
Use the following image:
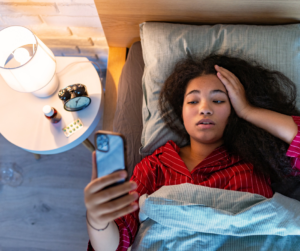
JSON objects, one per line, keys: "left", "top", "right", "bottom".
{"left": 198, "top": 102, "right": 213, "bottom": 114}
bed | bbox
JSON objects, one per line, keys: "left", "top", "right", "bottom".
{"left": 93, "top": 1, "right": 300, "bottom": 250}
{"left": 95, "top": 0, "right": 300, "bottom": 179}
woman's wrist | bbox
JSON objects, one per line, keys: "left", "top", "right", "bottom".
{"left": 86, "top": 211, "right": 110, "bottom": 231}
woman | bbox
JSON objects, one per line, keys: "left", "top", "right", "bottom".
{"left": 85, "top": 53, "right": 300, "bottom": 251}
{"left": 160, "top": 54, "right": 300, "bottom": 189}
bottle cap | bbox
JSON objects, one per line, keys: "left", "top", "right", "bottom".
{"left": 43, "top": 105, "right": 54, "bottom": 117}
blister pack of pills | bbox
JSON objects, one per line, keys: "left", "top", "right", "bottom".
{"left": 62, "top": 118, "right": 83, "bottom": 137}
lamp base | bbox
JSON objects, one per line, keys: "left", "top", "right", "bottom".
{"left": 32, "top": 73, "right": 59, "bottom": 98}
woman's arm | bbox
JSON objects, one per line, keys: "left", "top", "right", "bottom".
{"left": 243, "top": 107, "right": 298, "bottom": 145}
{"left": 214, "top": 65, "right": 298, "bottom": 144}
{"left": 87, "top": 220, "right": 120, "bottom": 251}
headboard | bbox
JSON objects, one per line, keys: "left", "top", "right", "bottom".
{"left": 95, "top": 0, "right": 300, "bottom": 48}
{"left": 94, "top": 0, "right": 300, "bottom": 131}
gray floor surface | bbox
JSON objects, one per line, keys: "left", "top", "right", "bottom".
{"left": 0, "top": 109, "right": 104, "bottom": 251}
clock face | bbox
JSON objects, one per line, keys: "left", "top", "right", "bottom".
{"left": 65, "top": 96, "right": 91, "bottom": 111}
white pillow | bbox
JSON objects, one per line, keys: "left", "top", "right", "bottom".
{"left": 139, "top": 22, "right": 300, "bottom": 157}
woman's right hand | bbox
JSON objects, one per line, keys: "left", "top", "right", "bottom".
{"left": 84, "top": 151, "right": 139, "bottom": 229}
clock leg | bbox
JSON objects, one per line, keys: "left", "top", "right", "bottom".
{"left": 82, "top": 138, "right": 95, "bottom": 152}
{"left": 33, "top": 154, "right": 41, "bottom": 160}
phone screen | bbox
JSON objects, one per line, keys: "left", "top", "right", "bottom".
{"left": 96, "top": 132, "right": 126, "bottom": 181}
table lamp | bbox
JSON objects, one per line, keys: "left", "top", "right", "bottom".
{"left": 0, "top": 25, "right": 59, "bottom": 98}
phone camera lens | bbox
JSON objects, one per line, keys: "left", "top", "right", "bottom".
{"left": 97, "top": 134, "right": 109, "bottom": 152}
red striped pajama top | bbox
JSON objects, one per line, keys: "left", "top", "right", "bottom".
{"left": 88, "top": 115, "right": 300, "bottom": 251}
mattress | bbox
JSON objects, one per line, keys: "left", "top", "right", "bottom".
{"left": 113, "top": 41, "right": 144, "bottom": 179}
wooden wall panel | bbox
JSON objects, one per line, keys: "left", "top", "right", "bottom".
{"left": 95, "top": 0, "right": 300, "bottom": 48}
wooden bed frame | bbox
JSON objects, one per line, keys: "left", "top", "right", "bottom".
{"left": 94, "top": 0, "right": 300, "bottom": 131}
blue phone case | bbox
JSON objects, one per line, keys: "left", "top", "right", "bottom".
{"left": 95, "top": 130, "right": 128, "bottom": 200}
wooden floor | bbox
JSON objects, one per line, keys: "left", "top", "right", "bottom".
{"left": 0, "top": 47, "right": 128, "bottom": 251}
{"left": 0, "top": 116, "right": 104, "bottom": 251}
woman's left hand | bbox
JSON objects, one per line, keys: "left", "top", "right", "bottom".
{"left": 214, "top": 65, "right": 253, "bottom": 119}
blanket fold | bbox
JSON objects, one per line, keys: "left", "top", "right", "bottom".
{"left": 131, "top": 183, "right": 300, "bottom": 251}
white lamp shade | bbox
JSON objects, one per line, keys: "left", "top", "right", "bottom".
{"left": 0, "top": 26, "right": 56, "bottom": 93}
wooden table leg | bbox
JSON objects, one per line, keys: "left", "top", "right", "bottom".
{"left": 34, "top": 154, "right": 41, "bottom": 160}
{"left": 82, "top": 138, "right": 95, "bottom": 153}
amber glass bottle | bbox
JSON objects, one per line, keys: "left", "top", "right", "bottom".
{"left": 43, "top": 105, "right": 62, "bottom": 124}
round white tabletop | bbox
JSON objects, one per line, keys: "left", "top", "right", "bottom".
{"left": 0, "top": 56, "right": 104, "bottom": 154}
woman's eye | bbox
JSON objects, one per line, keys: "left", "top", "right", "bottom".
{"left": 187, "top": 101, "right": 224, "bottom": 104}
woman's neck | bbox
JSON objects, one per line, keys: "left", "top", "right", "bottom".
{"left": 182, "top": 139, "right": 224, "bottom": 162}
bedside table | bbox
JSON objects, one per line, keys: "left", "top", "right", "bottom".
{"left": 0, "top": 56, "right": 104, "bottom": 159}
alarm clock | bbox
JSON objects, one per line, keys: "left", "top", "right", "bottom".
{"left": 58, "top": 84, "right": 91, "bottom": 111}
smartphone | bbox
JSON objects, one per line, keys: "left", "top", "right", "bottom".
{"left": 94, "top": 130, "right": 128, "bottom": 200}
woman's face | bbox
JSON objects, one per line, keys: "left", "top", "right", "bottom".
{"left": 182, "top": 74, "right": 231, "bottom": 145}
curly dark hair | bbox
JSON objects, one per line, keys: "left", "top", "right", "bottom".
{"left": 158, "top": 53, "right": 300, "bottom": 187}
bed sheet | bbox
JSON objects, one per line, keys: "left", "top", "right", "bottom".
{"left": 113, "top": 41, "right": 144, "bottom": 179}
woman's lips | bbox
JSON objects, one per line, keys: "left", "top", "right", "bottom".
{"left": 197, "top": 124, "right": 215, "bottom": 129}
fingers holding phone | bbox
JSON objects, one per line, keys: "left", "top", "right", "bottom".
{"left": 84, "top": 167, "right": 139, "bottom": 229}
{"left": 84, "top": 131, "right": 139, "bottom": 229}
